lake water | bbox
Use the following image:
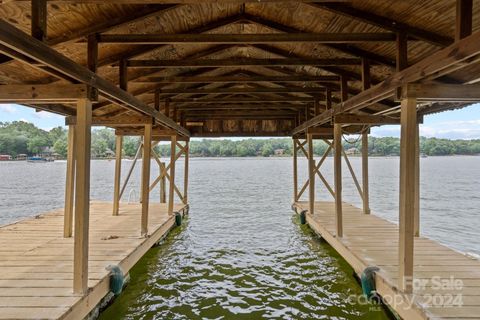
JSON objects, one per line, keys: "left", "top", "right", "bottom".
{"left": 1, "top": 156, "right": 479, "bottom": 319}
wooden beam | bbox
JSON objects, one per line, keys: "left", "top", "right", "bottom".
{"left": 127, "top": 58, "right": 360, "bottom": 68}
{"left": 99, "top": 33, "right": 396, "bottom": 44}
{"left": 168, "top": 135, "right": 177, "bottom": 215}
{"left": 307, "top": 133, "right": 315, "bottom": 216}
{"left": 170, "top": 97, "right": 313, "bottom": 103}
{"left": 334, "top": 123, "right": 343, "bottom": 237}
{"left": 63, "top": 125, "right": 75, "bottom": 238}
{"left": 402, "top": 83, "right": 480, "bottom": 102}
{"left": 313, "top": 3, "right": 452, "bottom": 46}
{"left": 291, "top": 30, "right": 480, "bottom": 134}
{"left": 6, "top": 0, "right": 352, "bottom": 3}
{"left": 177, "top": 104, "right": 307, "bottom": 111}
{"left": 66, "top": 115, "right": 154, "bottom": 126}
{"left": 0, "top": 20, "right": 189, "bottom": 136}
{"left": 456, "top": 0, "right": 473, "bottom": 41}
{"left": 134, "top": 75, "right": 341, "bottom": 83}
{"left": 73, "top": 99, "right": 92, "bottom": 295}
{"left": 141, "top": 124, "right": 152, "bottom": 236}
{"left": 113, "top": 135, "right": 123, "bottom": 216}
{"left": 31, "top": 0, "right": 47, "bottom": 41}
{"left": 0, "top": 84, "right": 90, "bottom": 103}
{"left": 362, "top": 133, "right": 370, "bottom": 214}
{"left": 334, "top": 114, "right": 400, "bottom": 124}
{"left": 399, "top": 97, "right": 417, "bottom": 293}
{"left": 159, "top": 87, "right": 326, "bottom": 95}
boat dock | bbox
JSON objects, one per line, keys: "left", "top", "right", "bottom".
{"left": 0, "top": 201, "right": 188, "bottom": 320}
{"left": 293, "top": 201, "right": 480, "bottom": 320}
{"left": 1, "top": 0, "right": 480, "bottom": 318}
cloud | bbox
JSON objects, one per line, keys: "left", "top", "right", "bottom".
{"left": 19, "top": 118, "right": 31, "bottom": 123}
{"left": 371, "top": 120, "right": 480, "bottom": 140}
{"left": 0, "top": 104, "right": 17, "bottom": 114}
{"left": 33, "top": 111, "right": 61, "bottom": 119}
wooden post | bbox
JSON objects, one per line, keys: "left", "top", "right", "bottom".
{"left": 456, "top": 0, "right": 473, "bottom": 41}
{"left": 168, "top": 136, "right": 177, "bottom": 215}
{"left": 64, "top": 125, "right": 75, "bottom": 238}
{"left": 396, "top": 32, "right": 408, "bottom": 100}
{"left": 160, "top": 162, "right": 166, "bottom": 203}
{"left": 414, "top": 123, "right": 420, "bottom": 236}
{"left": 31, "top": 0, "right": 47, "bottom": 41}
{"left": 293, "top": 138, "right": 298, "bottom": 202}
{"left": 362, "top": 133, "right": 370, "bottom": 214}
{"left": 112, "top": 135, "right": 123, "bottom": 216}
{"left": 141, "top": 124, "right": 152, "bottom": 236}
{"left": 73, "top": 98, "right": 92, "bottom": 295}
{"left": 119, "top": 59, "right": 128, "bottom": 91}
{"left": 183, "top": 141, "right": 189, "bottom": 204}
{"left": 307, "top": 134, "right": 315, "bottom": 216}
{"left": 165, "top": 98, "right": 170, "bottom": 117}
{"left": 334, "top": 124, "right": 343, "bottom": 237}
{"left": 399, "top": 97, "right": 417, "bottom": 293}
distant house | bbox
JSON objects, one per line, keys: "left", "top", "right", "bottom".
{"left": 104, "top": 149, "right": 115, "bottom": 158}
{"left": 16, "top": 154, "right": 27, "bottom": 161}
{"left": 40, "top": 147, "right": 59, "bottom": 160}
{"left": 0, "top": 155, "right": 12, "bottom": 161}
{"left": 345, "top": 147, "right": 360, "bottom": 156}
{"left": 274, "top": 149, "right": 285, "bottom": 156}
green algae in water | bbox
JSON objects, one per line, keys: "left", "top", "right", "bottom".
{"left": 99, "top": 220, "right": 389, "bottom": 320}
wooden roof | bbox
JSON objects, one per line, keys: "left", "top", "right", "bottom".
{"left": 0, "top": 1, "right": 479, "bottom": 137}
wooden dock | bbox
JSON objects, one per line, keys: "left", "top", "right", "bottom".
{"left": 293, "top": 201, "right": 480, "bottom": 320}
{"left": 0, "top": 201, "right": 187, "bottom": 320}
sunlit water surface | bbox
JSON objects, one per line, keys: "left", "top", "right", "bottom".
{"left": 1, "top": 156, "right": 479, "bottom": 319}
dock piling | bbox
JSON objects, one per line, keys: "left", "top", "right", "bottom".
{"left": 307, "top": 133, "right": 315, "bottom": 217}
{"left": 113, "top": 135, "right": 123, "bottom": 216}
{"left": 333, "top": 124, "right": 343, "bottom": 237}
{"left": 64, "top": 125, "right": 76, "bottom": 238}
{"left": 399, "top": 96, "right": 417, "bottom": 293}
{"left": 73, "top": 98, "right": 92, "bottom": 295}
{"left": 141, "top": 124, "right": 152, "bottom": 236}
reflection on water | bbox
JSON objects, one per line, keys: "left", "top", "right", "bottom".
{"left": 1, "top": 156, "right": 479, "bottom": 318}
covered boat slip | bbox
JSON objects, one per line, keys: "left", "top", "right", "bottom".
{"left": 0, "top": 202, "right": 188, "bottom": 320}
{"left": 1, "top": 0, "right": 480, "bottom": 319}
{"left": 293, "top": 201, "right": 480, "bottom": 320}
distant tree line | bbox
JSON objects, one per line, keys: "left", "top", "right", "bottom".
{"left": 1, "top": 121, "right": 480, "bottom": 158}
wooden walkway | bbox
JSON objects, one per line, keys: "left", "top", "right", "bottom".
{"left": 0, "top": 201, "right": 187, "bottom": 320}
{"left": 294, "top": 201, "right": 480, "bottom": 320}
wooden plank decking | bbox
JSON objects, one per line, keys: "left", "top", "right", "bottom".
{"left": 0, "top": 201, "right": 187, "bottom": 320}
{"left": 294, "top": 201, "right": 480, "bottom": 320}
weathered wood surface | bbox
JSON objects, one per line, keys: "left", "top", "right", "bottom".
{"left": 294, "top": 201, "right": 480, "bottom": 320}
{"left": 0, "top": 201, "right": 186, "bottom": 320}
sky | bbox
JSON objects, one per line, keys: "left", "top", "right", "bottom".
{"left": 1, "top": 103, "right": 480, "bottom": 139}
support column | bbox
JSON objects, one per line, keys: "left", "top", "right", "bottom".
{"left": 293, "top": 138, "right": 298, "bottom": 202}
{"left": 183, "top": 141, "right": 189, "bottom": 204}
{"left": 399, "top": 97, "right": 417, "bottom": 293}
{"left": 414, "top": 123, "right": 420, "bottom": 236}
{"left": 307, "top": 134, "right": 315, "bottom": 216}
{"left": 112, "top": 135, "right": 123, "bottom": 216}
{"left": 334, "top": 124, "right": 343, "bottom": 237}
{"left": 362, "top": 132, "right": 370, "bottom": 214}
{"left": 141, "top": 124, "right": 152, "bottom": 236}
{"left": 168, "top": 136, "right": 177, "bottom": 215}
{"left": 73, "top": 99, "right": 92, "bottom": 295}
{"left": 64, "top": 125, "right": 75, "bottom": 238}
{"left": 160, "top": 162, "right": 166, "bottom": 203}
